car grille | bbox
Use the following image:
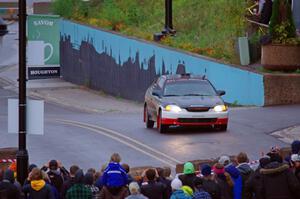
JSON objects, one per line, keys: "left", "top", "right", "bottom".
{"left": 178, "top": 118, "right": 217, "bottom": 123}
{"left": 185, "top": 107, "right": 210, "bottom": 112}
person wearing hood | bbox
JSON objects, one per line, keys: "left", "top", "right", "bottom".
{"left": 0, "top": 169, "right": 20, "bottom": 199}
{"left": 219, "top": 155, "right": 242, "bottom": 199}
{"left": 179, "top": 162, "right": 199, "bottom": 191}
{"left": 236, "top": 152, "right": 253, "bottom": 199}
{"left": 259, "top": 161, "right": 300, "bottom": 199}
{"left": 244, "top": 156, "right": 271, "bottom": 199}
{"left": 200, "top": 164, "right": 221, "bottom": 199}
{"left": 212, "top": 163, "right": 233, "bottom": 199}
{"left": 66, "top": 169, "right": 92, "bottom": 199}
{"left": 23, "top": 167, "right": 55, "bottom": 199}
{"left": 101, "top": 153, "right": 128, "bottom": 195}
{"left": 170, "top": 178, "right": 192, "bottom": 199}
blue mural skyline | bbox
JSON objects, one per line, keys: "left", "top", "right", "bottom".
{"left": 60, "top": 20, "right": 265, "bottom": 106}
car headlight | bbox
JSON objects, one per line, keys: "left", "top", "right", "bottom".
{"left": 165, "top": 105, "right": 182, "bottom": 113}
{"left": 213, "top": 105, "right": 228, "bottom": 112}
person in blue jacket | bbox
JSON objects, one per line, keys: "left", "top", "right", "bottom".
{"left": 101, "top": 153, "right": 128, "bottom": 194}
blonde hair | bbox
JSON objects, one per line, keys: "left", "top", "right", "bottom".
{"left": 110, "top": 153, "right": 121, "bottom": 163}
{"left": 129, "top": 182, "right": 140, "bottom": 195}
{"left": 30, "top": 168, "right": 43, "bottom": 181}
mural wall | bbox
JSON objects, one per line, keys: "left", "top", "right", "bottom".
{"left": 60, "top": 20, "right": 265, "bottom": 106}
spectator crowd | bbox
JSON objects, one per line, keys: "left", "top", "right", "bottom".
{"left": 0, "top": 140, "right": 300, "bottom": 199}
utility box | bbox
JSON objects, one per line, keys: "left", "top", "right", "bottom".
{"left": 238, "top": 37, "right": 250, "bottom": 66}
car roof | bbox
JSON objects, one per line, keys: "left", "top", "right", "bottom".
{"left": 162, "top": 73, "right": 206, "bottom": 81}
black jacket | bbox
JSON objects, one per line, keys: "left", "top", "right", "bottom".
{"left": 244, "top": 168, "right": 263, "bottom": 199}
{"left": 260, "top": 162, "right": 300, "bottom": 199}
{"left": 158, "top": 177, "right": 172, "bottom": 199}
{"left": 202, "top": 178, "right": 222, "bottom": 199}
{"left": 179, "top": 174, "right": 198, "bottom": 190}
{"left": 140, "top": 180, "right": 167, "bottom": 199}
{"left": 0, "top": 180, "right": 20, "bottom": 199}
{"left": 61, "top": 177, "right": 76, "bottom": 199}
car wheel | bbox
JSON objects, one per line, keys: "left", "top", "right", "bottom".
{"left": 157, "top": 110, "right": 168, "bottom": 134}
{"left": 215, "top": 124, "right": 227, "bottom": 131}
{"left": 144, "top": 105, "right": 154, "bottom": 128}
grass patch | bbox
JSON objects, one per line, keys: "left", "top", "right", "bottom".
{"left": 53, "top": 0, "right": 247, "bottom": 64}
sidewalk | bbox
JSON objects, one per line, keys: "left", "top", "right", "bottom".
{"left": 0, "top": 64, "right": 142, "bottom": 114}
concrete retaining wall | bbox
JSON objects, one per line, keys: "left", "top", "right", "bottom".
{"left": 264, "top": 74, "right": 300, "bottom": 106}
{"left": 60, "top": 20, "right": 265, "bottom": 106}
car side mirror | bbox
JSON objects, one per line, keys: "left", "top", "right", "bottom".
{"left": 152, "top": 89, "right": 162, "bottom": 98}
{"left": 217, "top": 90, "right": 226, "bottom": 96}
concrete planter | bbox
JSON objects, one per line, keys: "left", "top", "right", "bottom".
{"left": 262, "top": 44, "right": 300, "bottom": 71}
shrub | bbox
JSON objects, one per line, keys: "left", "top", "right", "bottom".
{"left": 269, "top": 0, "right": 297, "bottom": 44}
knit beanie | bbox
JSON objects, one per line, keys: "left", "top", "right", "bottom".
{"left": 183, "top": 162, "right": 195, "bottom": 175}
{"left": 213, "top": 163, "right": 225, "bottom": 175}
{"left": 201, "top": 164, "right": 211, "bottom": 176}
{"left": 171, "top": 178, "right": 182, "bottom": 190}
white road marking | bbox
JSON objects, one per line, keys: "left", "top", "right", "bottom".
{"left": 56, "top": 119, "right": 183, "bottom": 168}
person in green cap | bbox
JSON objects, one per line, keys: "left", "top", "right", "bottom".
{"left": 179, "top": 162, "right": 199, "bottom": 191}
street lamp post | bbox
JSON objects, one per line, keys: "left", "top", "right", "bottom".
{"left": 154, "top": 0, "right": 176, "bottom": 41}
{"left": 16, "top": 0, "right": 28, "bottom": 185}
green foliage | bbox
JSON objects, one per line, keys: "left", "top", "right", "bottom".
{"left": 269, "top": 0, "right": 297, "bottom": 44}
{"left": 53, "top": 0, "right": 247, "bottom": 63}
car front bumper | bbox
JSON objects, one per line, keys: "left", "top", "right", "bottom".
{"left": 161, "top": 109, "right": 228, "bottom": 126}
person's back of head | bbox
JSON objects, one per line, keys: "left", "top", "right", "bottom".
{"left": 291, "top": 140, "right": 300, "bottom": 154}
{"left": 183, "top": 162, "right": 195, "bottom": 175}
{"left": 69, "top": 165, "right": 80, "bottom": 177}
{"left": 121, "top": 163, "right": 130, "bottom": 173}
{"left": 193, "top": 177, "right": 204, "bottom": 190}
{"left": 83, "top": 172, "right": 94, "bottom": 185}
{"left": 129, "top": 182, "right": 140, "bottom": 195}
{"left": 3, "top": 169, "right": 15, "bottom": 184}
{"left": 87, "top": 168, "right": 96, "bottom": 175}
{"left": 110, "top": 153, "right": 121, "bottom": 163}
{"left": 30, "top": 167, "right": 43, "bottom": 181}
{"left": 218, "top": 155, "right": 231, "bottom": 166}
{"left": 146, "top": 169, "right": 156, "bottom": 181}
{"left": 171, "top": 178, "right": 182, "bottom": 191}
{"left": 156, "top": 167, "right": 164, "bottom": 178}
{"left": 201, "top": 164, "right": 212, "bottom": 178}
{"left": 74, "top": 169, "right": 84, "bottom": 184}
{"left": 237, "top": 152, "right": 249, "bottom": 164}
{"left": 163, "top": 167, "right": 171, "bottom": 178}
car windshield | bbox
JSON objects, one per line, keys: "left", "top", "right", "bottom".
{"left": 163, "top": 80, "right": 217, "bottom": 97}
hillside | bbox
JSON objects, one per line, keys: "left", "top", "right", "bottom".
{"left": 53, "top": 0, "right": 247, "bottom": 64}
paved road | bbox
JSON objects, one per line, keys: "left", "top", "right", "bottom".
{"left": 1, "top": 87, "right": 300, "bottom": 172}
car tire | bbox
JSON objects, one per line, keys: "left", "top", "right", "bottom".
{"left": 157, "top": 110, "right": 168, "bottom": 134}
{"left": 144, "top": 105, "right": 154, "bottom": 128}
{"left": 215, "top": 124, "right": 227, "bottom": 131}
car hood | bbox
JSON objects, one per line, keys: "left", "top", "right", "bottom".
{"left": 161, "top": 95, "right": 224, "bottom": 108}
